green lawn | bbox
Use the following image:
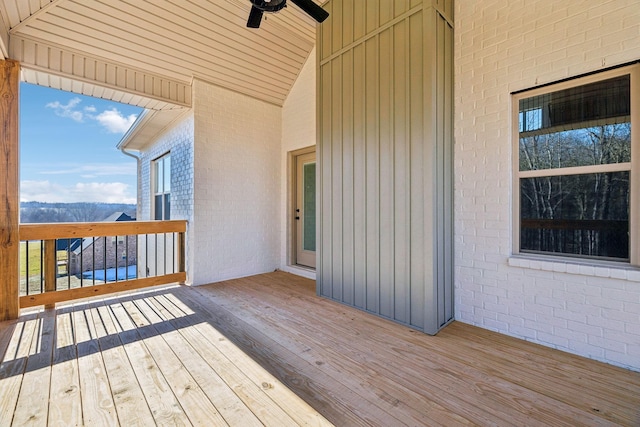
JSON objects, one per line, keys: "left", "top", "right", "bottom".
{"left": 20, "top": 240, "right": 43, "bottom": 278}
{"left": 19, "top": 241, "right": 71, "bottom": 295}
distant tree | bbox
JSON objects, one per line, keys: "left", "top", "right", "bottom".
{"left": 67, "top": 202, "right": 106, "bottom": 222}
{"left": 21, "top": 207, "right": 71, "bottom": 223}
{"left": 20, "top": 202, "right": 136, "bottom": 223}
{"left": 520, "top": 123, "right": 630, "bottom": 258}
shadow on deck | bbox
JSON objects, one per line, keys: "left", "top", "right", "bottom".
{"left": 0, "top": 271, "right": 638, "bottom": 426}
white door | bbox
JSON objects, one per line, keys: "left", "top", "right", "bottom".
{"left": 296, "top": 152, "right": 316, "bottom": 268}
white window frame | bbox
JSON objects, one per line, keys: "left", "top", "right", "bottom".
{"left": 152, "top": 152, "right": 171, "bottom": 220}
{"left": 512, "top": 64, "right": 640, "bottom": 266}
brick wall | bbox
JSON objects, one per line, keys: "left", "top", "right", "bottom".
{"left": 133, "top": 49, "right": 318, "bottom": 285}
{"left": 139, "top": 114, "right": 194, "bottom": 223}
{"left": 280, "top": 48, "right": 317, "bottom": 279}
{"left": 138, "top": 113, "right": 194, "bottom": 279}
{"left": 191, "top": 79, "right": 282, "bottom": 285}
{"left": 68, "top": 236, "right": 136, "bottom": 275}
{"left": 455, "top": 0, "right": 640, "bottom": 371}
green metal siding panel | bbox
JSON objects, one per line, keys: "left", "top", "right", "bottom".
{"left": 364, "top": 35, "right": 380, "bottom": 314}
{"left": 318, "top": 0, "right": 454, "bottom": 333}
{"left": 409, "top": 9, "right": 426, "bottom": 328}
{"left": 341, "top": 48, "right": 355, "bottom": 306}
{"left": 352, "top": 42, "right": 367, "bottom": 310}
{"left": 319, "top": 60, "right": 333, "bottom": 298}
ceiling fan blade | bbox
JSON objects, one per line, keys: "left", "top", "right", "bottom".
{"left": 290, "top": 0, "right": 329, "bottom": 23}
{"left": 247, "top": 5, "right": 263, "bottom": 28}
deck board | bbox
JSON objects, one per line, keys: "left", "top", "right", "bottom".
{"left": 0, "top": 315, "right": 40, "bottom": 425}
{"left": 173, "top": 280, "right": 392, "bottom": 426}
{"left": 138, "top": 297, "right": 265, "bottom": 427}
{"left": 202, "top": 273, "right": 627, "bottom": 426}
{"left": 193, "top": 275, "right": 468, "bottom": 426}
{"left": 12, "top": 310, "right": 55, "bottom": 426}
{"left": 144, "top": 295, "right": 308, "bottom": 426}
{"left": 90, "top": 302, "right": 157, "bottom": 426}
{"left": 107, "top": 299, "right": 193, "bottom": 425}
{"left": 120, "top": 298, "right": 230, "bottom": 426}
{"left": 0, "top": 271, "right": 638, "bottom": 426}
{"left": 48, "top": 307, "right": 83, "bottom": 426}
{"left": 73, "top": 306, "right": 118, "bottom": 426}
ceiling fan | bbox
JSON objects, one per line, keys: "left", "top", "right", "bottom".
{"left": 247, "top": 0, "right": 329, "bottom": 28}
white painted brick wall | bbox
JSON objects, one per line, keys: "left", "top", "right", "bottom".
{"left": 280, "top": 48, "right": 317, "bottom": 279}
{"left": 138, "top": 113, "right": 195, "bottom": 280}
{"left": 139, "top": 114, "right": 194, "bottom": 223}
{"left": 455, "top": 0, "right": 640, "bottom": 371}
{"left": 191, "top": 79, "right": 281, "bottom": 285}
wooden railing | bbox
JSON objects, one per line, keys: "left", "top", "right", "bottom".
{"left": 18, "top": 220, "right": 187, "bottom": 309}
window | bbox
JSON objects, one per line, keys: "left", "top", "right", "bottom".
{"left": 513, "top": 65, "right": 639, "bottom": 264}
{"left": 153, "top": 153, "right": 171, "bottom": 220}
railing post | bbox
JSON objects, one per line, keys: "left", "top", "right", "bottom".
{"left": 178, "top": 231, "right": 186, "bottom": 284}
{"left": 44, "top": 239, "right": 57, "bottom": 309}
{"left": 0, "top": 59, "right": 20, "bottom": 320}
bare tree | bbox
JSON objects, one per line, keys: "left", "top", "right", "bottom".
{"left": 520, "top": 123, "right": 630, "bottom": 258}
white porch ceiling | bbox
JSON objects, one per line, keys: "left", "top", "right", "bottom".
{"left": 0, "top": 0, "right": 321, "bottom": 109}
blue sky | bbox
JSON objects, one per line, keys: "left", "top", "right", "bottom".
{"left": 20, "top": 83, "right": 142, "bottom": 204}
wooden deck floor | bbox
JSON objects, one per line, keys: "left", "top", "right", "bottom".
{"left": 0, "top": 272, "right": 638, "bottom": 426}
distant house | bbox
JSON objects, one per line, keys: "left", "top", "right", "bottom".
{"left": 68, "top": 212, "right": 137, "bottom": 277}
{"left": 102, "top": 212, "right": 136, "bottom": 222}
{"left": 55, "top": 211, "right": 135, "bottom": 252}
{"left": 56, "top": 238, "right": 81, "bottom": 252}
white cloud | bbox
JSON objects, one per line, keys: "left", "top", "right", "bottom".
{"left": 21, "top": 180, "right": 136, "bottom": 204}
{"left": 95, "top": 109, "right": 138, "bottom": 133}
{"left": 38, "top": 163, "right": 136, "bottom": 177}
{"left": 45, "top": 98, "right": 137, "bottom": 134}
{"left": 46, "top": 97, "right": 84, "bottom": 122}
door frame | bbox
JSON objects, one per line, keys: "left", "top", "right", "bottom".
{"left": 288, "top": 145, "right": 316, "bottom": 269}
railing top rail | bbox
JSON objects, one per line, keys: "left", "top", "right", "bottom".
{"left": 19, "top": 220, "right": 187, "bottom": 241}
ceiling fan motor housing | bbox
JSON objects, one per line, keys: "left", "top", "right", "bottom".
{"left": 246, "top": 0, "right": 328, "bottom": 29}
{"left": 250, "top": 0, "right": 287, "bottom": 12}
